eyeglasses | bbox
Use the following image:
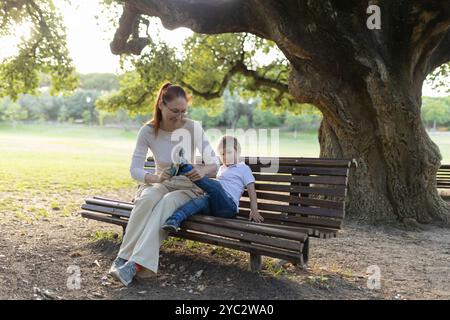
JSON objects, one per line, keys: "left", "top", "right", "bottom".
{"left": 165, "top": 105, "right": 188, "bottom": 116}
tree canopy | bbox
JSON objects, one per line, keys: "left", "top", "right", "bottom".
{"left": 0, "top": 1, "right": 448, "bottom": 107}
{"left": 0, "top": 0, "right": 78, "bottom": 100}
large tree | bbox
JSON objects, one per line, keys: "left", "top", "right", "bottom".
{"left": 108, "top": 0, "right": 450, "bottom": 224}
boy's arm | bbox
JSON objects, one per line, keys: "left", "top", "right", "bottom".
{"left": 246, "top": 182, "right": 264, "bottom": 223}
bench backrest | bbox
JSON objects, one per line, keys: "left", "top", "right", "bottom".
{"left": 437, "top": 165, "right": 450, "bottom": 189}
{"left": 144, "top": 156, "right": 353, "bottom": 232}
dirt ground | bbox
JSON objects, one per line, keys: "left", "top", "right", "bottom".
{"left": 1, "top": 189, "right": 449, "bottom": 300}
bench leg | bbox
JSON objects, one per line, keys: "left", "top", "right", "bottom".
{"left": 288, "top": 239, "right": 309, "bottom": 269}
{"left": 250, "top": 253, "right": 262, "bottom": 271}
{"left": 300, "top": 238, "right": 309, "bottom": 269}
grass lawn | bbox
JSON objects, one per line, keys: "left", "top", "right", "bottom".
{"left": 1, "top": 123, "right": 449, "bottom": 200}
{"left": 0, "top": 123, "right": 320, "bottom": 194}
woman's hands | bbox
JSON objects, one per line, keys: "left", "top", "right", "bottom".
{"left": 185, "top": 166, "right": 204, "bottom": 181}
{"left": 144, "top": 170, "right": 171, "bottom": 184}
{"left": 144, "top": 165, "right": 207, "bottom": 184}
{"left": 157, "top": 170, "right": 172, "bottom": 183}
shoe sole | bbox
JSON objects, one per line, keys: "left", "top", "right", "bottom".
{"left": 162, "top": 225, "right": 179, "bottom": 233}
{"left": 136, "top": 269, "right": 157, "bottom": 280}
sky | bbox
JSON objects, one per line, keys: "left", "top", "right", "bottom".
{"left": 58, "top": 0, "right": 192, "bottom": 74}
{"left": 0, "top": 0, "right": 447, "bottom": 97}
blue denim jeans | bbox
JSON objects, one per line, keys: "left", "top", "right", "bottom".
{"left": 167, "top": 176, "right": 237, "bottom": 226}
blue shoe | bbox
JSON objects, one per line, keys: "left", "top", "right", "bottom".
{"left": 109, "top": 257, "right": 127, "bottom": 274}
{"left": 110, "top": 261, "right": 137, "bottom": 286}
{"left": 177, "top": 163, "right": 193, "bottom": 176}
{"left": 162, "top": 218, "right": 180, "bottom": 233}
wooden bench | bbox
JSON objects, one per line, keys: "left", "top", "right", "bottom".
{"left": 437, "top": 165, "right": 450, "bottom": 190}
{"left": 80, "top": 156, "right": 353, "bottom": 271}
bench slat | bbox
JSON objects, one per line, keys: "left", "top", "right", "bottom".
{"left": 145, "top": 157, "right": 353, "bottom": 168}
{"left": 86, "top": 198, "right": 134, "bottom": 211}
{"left": 81, "top": 211, "right": 127, "bottom": 227}
{"left": 82, "top": 203, "right": 131, "bottom": 218}
{"left": 243, "top": 157, "right": 352, "bottom": 167}
{"left": 183, "top": 220, "right": 302, "bottom": 251}
{"left": 233, "top": 216, "right": 315, "bottom": 235}
{"left": 175, "top": 230, "right": 304, "bottom": 264}
{"left": 239, "top": 200, "right": 344, "bottom": 218}
{"left": 145, "top": 156, "right": 351, "bottom": 165}
{"left": 252, "top": 173, "right": 347, "bottom": 185}
{"left": 241, "top": 190, "right": 344, "bottom": 210}
{"left": 247, "top": 165, "right": 349, "bottom": 176}
{"left": 188, "top": 215, "right": 308, "bottom": 242}
{"left": 93, "top": 196, "right": 134, "bottom": 205}
{"left": 237, "top": 213, "right": 337, "bottom": 238}
{"left": 254, "top": 183, "right": 346, "bottom": 197}
{"left": 237, "top": 209, "right": 342, "bottom": 230}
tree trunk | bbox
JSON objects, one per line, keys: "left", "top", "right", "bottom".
{"left": 290, "top": 68, "right": 450, "bottom": 224}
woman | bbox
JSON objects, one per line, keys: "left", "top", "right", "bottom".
{"left": 109, "top": 82, "right": 219, "bottom": 286}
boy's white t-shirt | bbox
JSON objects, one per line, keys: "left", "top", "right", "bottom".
{"left": 217, "top": 162, "right": 255, "bottom": 211}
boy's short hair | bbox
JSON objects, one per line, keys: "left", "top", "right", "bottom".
{"left": 217, "top": 135, "right": 242, "bottom": 156}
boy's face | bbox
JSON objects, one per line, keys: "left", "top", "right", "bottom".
{"left": 219, "top": 145, "right": 238, "bottom": 166}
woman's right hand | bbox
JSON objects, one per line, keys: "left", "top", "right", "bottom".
{"left": 156, "top": 170, "right": 171, "bottom": 183}
{"left": 145, "top": 170, "right": 171, "bottom": 184}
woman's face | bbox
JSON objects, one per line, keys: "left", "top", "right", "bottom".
{"left": 160, "top": 97, "right": 188, "bottom": 123}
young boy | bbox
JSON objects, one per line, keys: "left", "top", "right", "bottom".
{"left": 162, "top": 135, "right": 264, "bottom": 232}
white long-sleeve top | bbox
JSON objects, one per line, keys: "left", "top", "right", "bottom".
{"left": 130, "top": 119, "right": 220, "bottom": 183}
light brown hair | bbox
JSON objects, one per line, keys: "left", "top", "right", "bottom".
{"left": 147, "top": 82, "right": 189, "bottom": 136}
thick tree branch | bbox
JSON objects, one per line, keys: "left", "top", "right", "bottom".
{"left": 410, "top": 9, "right": 450, "bottom": 85}
{"left": 428, "top": 30, "right": 450, "bottom": 74}
{"left": 234, "top": 61, "right": 289, "bottom": 93}
{"left": 110, "top": 3, "right": 149, "bottom": 55}
{"left": 111, "top": 0, "right": 255, "bottom": 55}
{"left": 180, "top": 59, "right": 288, "bottom": 100}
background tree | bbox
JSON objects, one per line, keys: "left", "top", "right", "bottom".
{"left": 0, "top": 97, "right": 27, "bottom": 128}
{"left": 79, "top": 73, "right": 120, "bottom": 92}
{"left": 0, "top": 0, "right": 78, "bottom": 99}
{"left": 422, "top": 97, "right": 450, "bottom": 130}
{"left": 104, "top": 0, "right": 450, "bottom": 225}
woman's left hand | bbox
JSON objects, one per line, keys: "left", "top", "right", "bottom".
{"left": 185, "top": 166, "right": 204, "bottom": 181}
